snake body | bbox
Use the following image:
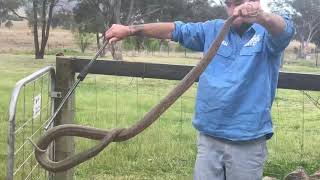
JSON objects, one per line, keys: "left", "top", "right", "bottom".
{"left": 35, "top": 15, "right": 238, "bottom": 172}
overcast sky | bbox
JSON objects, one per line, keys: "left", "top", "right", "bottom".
{"left": 261, "top": 0, "right": 271, "bottom": 12}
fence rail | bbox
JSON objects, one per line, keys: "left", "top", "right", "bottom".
{"left": 67, "top": 57, "right": 320, "bottom": 91}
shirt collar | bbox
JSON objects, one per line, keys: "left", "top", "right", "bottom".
{"left": 230, "top": 23, "right": 258, "bottom": 35}
{"left": 251, "top": 23, "right": 261, "bottom": 33}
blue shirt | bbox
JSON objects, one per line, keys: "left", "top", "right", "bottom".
{"left": 172, "top": 17, "right": 294, "bottom": 141}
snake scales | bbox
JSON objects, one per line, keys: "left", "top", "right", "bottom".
{"left": 34, "top": 15, "right": 238, "bottom": 172}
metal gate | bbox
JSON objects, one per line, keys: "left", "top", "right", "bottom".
{"left": 7, "top": 66, "right": 56, "bottom": 180}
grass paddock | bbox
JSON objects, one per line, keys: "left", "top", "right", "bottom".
{"left": 0, "top": 53, "right": 319, "bottom": 179}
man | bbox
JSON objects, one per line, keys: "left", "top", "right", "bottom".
{"left": 105, "top": 0, "right": 294, "bottom": 179}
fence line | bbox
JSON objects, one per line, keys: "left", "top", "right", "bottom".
{"left": 59, "top": 57, "right": 320, "bottom": 179}
{"left": 8, "top": 57, "right": 319, "bottom": 179}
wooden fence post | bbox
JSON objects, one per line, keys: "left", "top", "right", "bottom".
{"left": 53, "top": 57, "right": 75, "bottom": 180}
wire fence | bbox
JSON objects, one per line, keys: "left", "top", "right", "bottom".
{"left": 72, "top": 74, "right": 320, "bottom": 179}
{"left": 7, "top": 61, "right": 320, "bottom": 179}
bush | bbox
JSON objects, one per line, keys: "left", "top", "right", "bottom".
{"left": 5, "top": 20, "right": 13, "bottom": 29}
{"left": 145, "top": 39, "right": 161, "bottom": 51}
{"left": 123, "top": 37, "right": 136, "bottom": 51}
{"left": 175, "top": 44, "right": 192, "bottom": 52}
{"left": 73, "top": 32, "right": 94, "bottom": 53}
{"left": 123, "top": 37, "right": 163, "bottom": 52}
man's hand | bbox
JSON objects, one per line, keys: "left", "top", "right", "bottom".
{"left": 232, "top": 1, "right": 286, "bottom": 36}
{"left": 105, "top": 24, "right": 131, "bottom": 43}
{"left": 233, "top": 1, "right": 263, "bottom": 24}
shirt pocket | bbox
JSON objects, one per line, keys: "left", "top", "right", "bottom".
{"left": 239, "top": 42, "right": 263, "bottom": 56}
{"left": 216, "top": 45, "right": 233, "bottom": 58}
{"left": 223, "top": 42, "right": 263, "bottom": 83}
{"left": 213, "top": 45, "right": 234, "bottom": 71}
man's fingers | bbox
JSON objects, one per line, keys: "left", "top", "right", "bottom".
{"left": 105, "top": 24, "right": 130, "bottom": 43}
{"left": 234, "top": 2, "right": 261, "bottom": 18}
{"left": 109, "top": 37, "right": 120, "bottom": 43}
{"left": 246, "top": 3, "right": 253, "bottom": 11}
{"left": 105, "top": 24, "right": 116, "bottom": 39}
{"left": 234, "top": 7, "right": 240, "bottom": 16}
{"left": 105, "top": 27, "right": 111, "bottom": 34}
{"left": 246, "top": 2, "right": 261, "bottom": 17}
{"left": 105, "top": 31, "right": 113, "bottom": 39}
{"left": 242, "top": 8, "right": 248, "bottom": 16}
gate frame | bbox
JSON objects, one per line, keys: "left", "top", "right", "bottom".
{"left": 7, "top": 66, "right": 56, "bottom": 180}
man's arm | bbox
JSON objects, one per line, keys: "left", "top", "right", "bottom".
{"left": 234, "top": 2, "right": 294, "bottom": 53}
{"left": 258, "top": 13, "right": 294, "bottom": 54}
{"left": 105, "top": 23, "right": 175, "bottom": 43}
{"left": 233, "top": 2, "right": 287, "bottom": 36}
{"left": 105, "top": 21, "right": 208, "bottom": 52}
{"left": 256, "top": 12, "right": 286, "bottom": 37}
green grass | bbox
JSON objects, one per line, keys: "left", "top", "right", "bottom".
{"left": 0, "top": 53, "right": 320, "bottom": 179}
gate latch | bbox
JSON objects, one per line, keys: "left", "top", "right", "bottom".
{"left": 51, "top": 91, "right": 62, "bottom": 99}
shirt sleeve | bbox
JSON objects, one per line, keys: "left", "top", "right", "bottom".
{"left": 171, "top": 21, "right": 208, "bottom": 52}
{"left": 266, "top": 16, "right": 295, "bottom": 55}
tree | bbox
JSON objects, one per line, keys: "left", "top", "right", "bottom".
{"left": 51, "top": 10, "right": 74, "bottom": 29}
{"left": 0, "top": 0, "right": 23, "bottom": 26}
{"left": 73, "top": 0, "right": 106, "bottom": 51}
{"left": 4, "top": 0, "right": 60, "bottom": 59}
{"left": 291, "top": 0, "right": 320, "bottom": 58}
{"left": 268, "top": 0, "right": 295, "bottom": 15}
{"left": 312, "top": 31, "right": 320, "bottom": 48}
{"left": 269, "top": 0, "right": 320, "bottom": 58}
{"left": 185, "top": 0, "right": 227, "bottom": 22}
{"left": 28, "top": 0, "right": 60, "bottom": 59}
{"left": 5, "top": 20, "right": 13, "bottom": 29}
{"left": 73, "top": 0, "right": 127, "bottom": 60}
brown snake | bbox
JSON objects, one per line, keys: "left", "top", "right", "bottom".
{"left": 34, "top": 15, "right": 239, "bottom": 172}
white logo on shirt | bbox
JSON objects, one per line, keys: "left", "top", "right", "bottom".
{"left": 222, "top": 41, "right": 229, "bottom": 46}
{"left": 245, "top": 35, "right": 261, "bottom": 47}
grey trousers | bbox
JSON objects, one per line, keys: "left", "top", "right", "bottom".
{"left": 194, "top": 133, "right": 268, "bottom": 180}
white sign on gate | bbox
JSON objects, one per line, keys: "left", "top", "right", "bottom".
{"left": 33, "top": 94, "right": 41, "bottom": 118}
